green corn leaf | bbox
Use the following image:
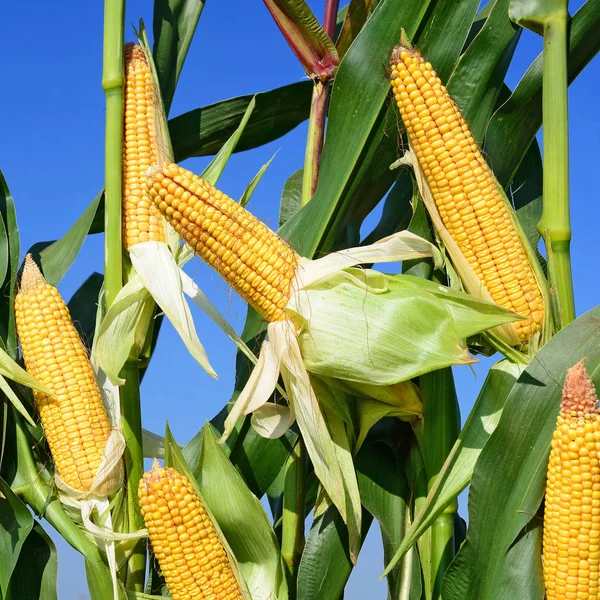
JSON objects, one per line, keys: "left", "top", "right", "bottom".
{"left": 444, "top": 305, "right": 600, "bottom": 598}
{"left": 200, "top": 97, "right": 256, "bottom": 186}
{"left": 67, "top": 272, "right": 103, "bottom": 350}
{"left": 6, "top": 523, "right": 58, "bottom": 600}
{"left": 30, "top": 191, "right": 104, "bottom": 286}
{"left": 169, "top": 82, "right": 313, "bottom": 161}
{"left": 0, "top": 171, "right": 20, "bottom": 354}
{"left": 239, "top": 152, "right": 277, "bottom": 207}
{"left": 0, "top": 477, "right": 34, "bottom": 595}
{"left": 297, "top": 507, "right": 373, "bottom": 600}
{"left": 447, "top": 0, "right": 520, "bottom": 144}
{"left": 335, "top": 0, "right": 376, "bottom": 59}
{"left": 278, "top": 168, "right": 303, "bottom": 228}
{"left": 152, "top": 0, "right": 205, "bottom": 113}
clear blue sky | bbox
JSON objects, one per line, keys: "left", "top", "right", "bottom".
{"left": 0, "top": 1, "right": 598, "bottom": 598}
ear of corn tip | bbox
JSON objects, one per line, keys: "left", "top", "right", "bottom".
{"left": 139, "top": 460, "right": 243, "bottom": 600}
{"left": 15, "top": 255, "right": 112, "bottom": 492}
{"left": 146, "top": 162, "right": 300, "bottom": 323}
{"left": 389, "top": 43, "right": 544, "bottom": 343}
{"left": 123, "top": 43, "right": 166, "bottom": 249}
{"left": 543, "top": 361, "right": 600, "bottom": 599}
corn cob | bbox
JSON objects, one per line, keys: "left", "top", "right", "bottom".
{"left": 139, "top": 461, "right": 243, "bottom": 600}
{"left": 146, "top": 162, "right": 299, "bottom": 322}
{"left": 14, "top": 255, "right": 111, "bottom": 491}
{"left": 390, "top": 45, "right": 543, "bottom": 341}
{"left": 543, "top": 361, "right": 600, "bottom": 599}
{"left": 123, "top": 43, "right": 165, "bottom": 248}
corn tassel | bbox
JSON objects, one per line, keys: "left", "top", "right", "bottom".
{"left": 543, "top": 361, "right": 600, "bottom": 599}
{"left": 139, "top": 460, "right": 243, "bottom": 600}
{"left": 123, "top": 43, "right": 166, "bottom": 248}
{"left": 146, "top": 162, "right": 299, "bottom": 322}
{"left": 14, "top": 255, "right": 112, "bottom": 491}
{"left": 390, "top": 45, "right": 544, "bottom": 341}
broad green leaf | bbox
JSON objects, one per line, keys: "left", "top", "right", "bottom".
{"left": 362, "top": 172, "right": 414, "bottom": 246}
{"left": 297, "top": 507, "right": 373, "bottom": 600}
{"left": 239, "top": 152, "right": 277, "bottom": 207}
{"left": 0, "top": 374, "right": 35, "bottom": 427}
{"left": 194, "top": 425, "right": 289, "bottom": 600}
{"left": 68, "top": 272, "right": 103, "bottom": 350}
{"left": 356, "top": 441, "right": 413, "bottom": 600}
{"left": 32, "top": 191, "right": 104, "bottom": 286}
{"left": 0, "top": 346, "right": 51, "bottom": 397}
{"left": 200, "top": 97, "right": 256, "bottom": 186}
{"left": 278, "top": 168, "right": 303, "bottom": 228}
{"left": 447, "top": 0, "right": 520, "bottom": 144}
{"left": 7, "top": 523, "right": 58, "bottom": 600}
{"left": 0, "top": 477, "right": 34, "bottom": 595}
{"left": 262, "top": 0, "right": 339, "bottom": 79}
{"left": 152, "top": 0, "right": 205, "bottom": 113}
{"left": 169, "top": 82, "right": 312, "bottom": 160}
{"left": 228, "top": 421, "right": 298, "bottom": 498}
{"left": 385, "top": 361, "right": 522, "bottom": 572}
{"left": 486, "top": 0, "right": 600, "bottom": 186}
{"left": 418, "top": 0, "right": 480, "bottom": 82}
{"left": 446, "top": 305, "right": 600, "bottom": 599}
{"left": 0, "top": 170, "right": 20, "bottom": 353}
{"left": 0, "top": 200, "right": 8, "bottom": 288}
{"left": 141, "top": 428, "right": 167, "bottom": 459}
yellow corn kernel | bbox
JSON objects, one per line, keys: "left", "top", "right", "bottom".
{"left": 139, "top": 461, "right": 243, "bottom": 600}
{"left": 543, "top": 361, "right": 600, "bottom": 599}
{"left": 14, "top": 255, "right": 111, "bottom": 491}
{"left": 146, "top": 162, "right": 299, "bottom": 322}
{"left": 390, "top": 45, "right": 544, "bottom": 342}
{"left": 123, "top": 43, "right": 165, "bottom": 249}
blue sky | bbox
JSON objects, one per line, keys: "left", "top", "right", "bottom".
{"left": 0, "top": 0, "right": 598, "bottom": 598}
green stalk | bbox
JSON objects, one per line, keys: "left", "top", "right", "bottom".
{"left": 281, "top": 439, "right": 305, "bottom": 593}
{"left": 102, "top": 0, "right": 125, "bottom": 308}
{"left": 103, "top": 0, "right": 146, "bottom": 590}
{"left": 120, "top": 363, "right": 146, "bottom": 590}
{"left": 538, "top": 9, "right": 575, "bottom": 328}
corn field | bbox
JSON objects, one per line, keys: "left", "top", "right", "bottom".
{"left": 0, "top": 0, "right": 599, "bottom": 598}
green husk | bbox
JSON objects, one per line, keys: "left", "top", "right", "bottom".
{"left": 287, "top": 270, "right": 519, "bottom": 386}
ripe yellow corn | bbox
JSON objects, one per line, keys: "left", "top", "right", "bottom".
{"left": 146, "top": 162, "right": 299, "bottom": 322}
{"left": 390, "top": 45, "right": 543, "bottom": 341}
{"left": 123, "top": 43, "right": 165, "bottom": 248}
{"left": 14, "top": 255, "right": 111, "bottom": 491}
{"left": 139, "top": 461, "right": 243, "bottom": 600}
{"left": 543, "top": 361, "right": 600, "bottom": 599}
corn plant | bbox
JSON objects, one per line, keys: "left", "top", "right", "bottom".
{"left": 0, "top": 0, "right": 599, "bottom": 599}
